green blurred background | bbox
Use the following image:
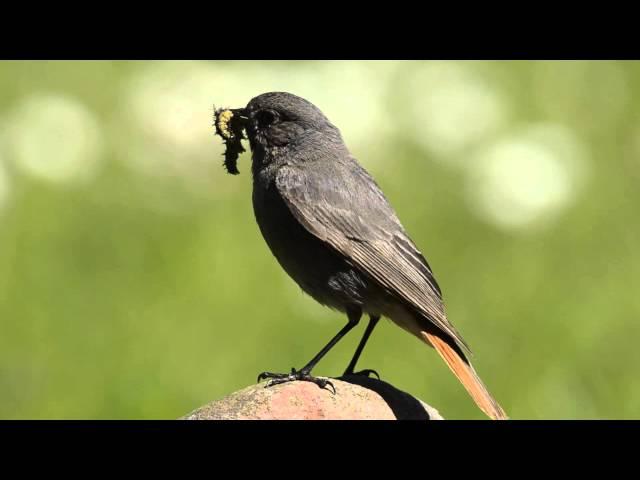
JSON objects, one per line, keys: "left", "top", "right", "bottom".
{"left": 0, "top": 60, "right": 638, "bottom": 419}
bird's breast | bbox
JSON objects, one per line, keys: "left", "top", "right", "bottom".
{"left": 251, "top": 174, "right": 372, "bottom": 313}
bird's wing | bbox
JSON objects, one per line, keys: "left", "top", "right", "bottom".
{"left": 275, "top": 161, "right": 470, "bottom": 352}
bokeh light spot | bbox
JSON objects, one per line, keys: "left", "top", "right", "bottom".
{"left": 466, "top": 123, "right": 589, "bottom": 231}
{"left": 6, "top": 93, "right": 104, "bottom": 184}
{"left": 403, "top": 62, "right": 509, "bottom": 162}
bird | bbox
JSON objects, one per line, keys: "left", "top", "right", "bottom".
{"left": 223, "top": 91, "right": 507, "bottom": 420}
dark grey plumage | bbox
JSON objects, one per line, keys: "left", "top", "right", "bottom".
{"left": 229, "top": 91, "right": 506, "bottom": 419}
{"left": 246, "top": 92, "right": 465, "bottom": 350}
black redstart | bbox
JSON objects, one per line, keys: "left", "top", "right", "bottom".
{"left": 214, "top": 92, "right": 507, "bottom": 420}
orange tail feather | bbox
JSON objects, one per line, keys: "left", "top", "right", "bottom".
{"left": 422, "top": 332, "right": 508, "bottom": 420}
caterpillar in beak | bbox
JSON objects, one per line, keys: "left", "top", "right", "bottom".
{"left": 213, "top": 107, "right": 247, "bottom": 175}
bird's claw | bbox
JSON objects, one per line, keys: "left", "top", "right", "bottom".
{"left": 257, "top": 368, "right": 336, "bottom": 394}
{"left": 257, "top": 368, "right": 295, "bottom": 383}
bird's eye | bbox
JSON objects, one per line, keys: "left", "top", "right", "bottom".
{"left": 256, "top": 110, "right": 278, "bottom": 128}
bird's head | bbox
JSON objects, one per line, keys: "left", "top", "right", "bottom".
{"left": 215, "top": 92, "right": 344, "bottom": 174}
{"left": 240, "top": 92, "right": 341, "bottom": 151}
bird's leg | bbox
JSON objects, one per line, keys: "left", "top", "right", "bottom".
{"left": 343, "top": 315, "right": 381, "bottom": 378}
{"left": 257, "top": 308, "right": 362, "bottom": 393}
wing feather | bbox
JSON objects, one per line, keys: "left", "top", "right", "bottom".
{"left": 275, "top": 162, "right": 470, "bottom": 352}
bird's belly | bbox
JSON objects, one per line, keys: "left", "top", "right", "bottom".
{"left": 252, "top": 182, "right": 374, "bottom": 312}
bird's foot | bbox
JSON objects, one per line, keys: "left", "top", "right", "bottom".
{"left": 257, "top": 368, "right": 336, "bottom": 394}
{"left": 343, "top": 368, "right": 380, "bottom": 380}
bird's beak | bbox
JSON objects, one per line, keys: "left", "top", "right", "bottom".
{"left": 231, "top": 108, "right": 249, "bottom": 125}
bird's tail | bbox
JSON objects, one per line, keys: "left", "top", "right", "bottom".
{"left": 421, "top": 331, "right": 508, "bottom": 420}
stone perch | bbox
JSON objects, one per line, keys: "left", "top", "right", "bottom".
{"left": 183, "top": 375, "right": 443, "bottom": 420}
